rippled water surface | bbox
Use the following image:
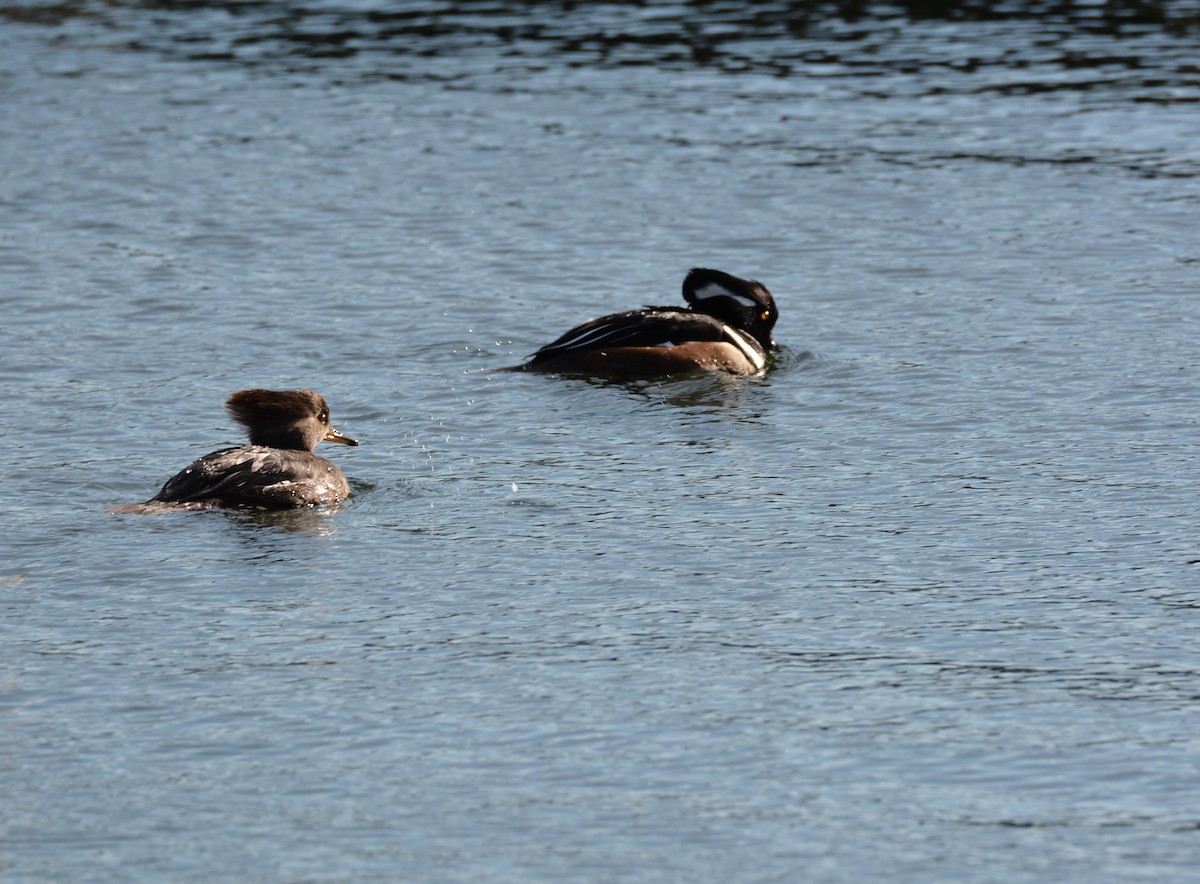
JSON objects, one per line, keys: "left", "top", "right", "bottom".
{"left": 3, "top": 2, "right": 1200, "bottom": 881}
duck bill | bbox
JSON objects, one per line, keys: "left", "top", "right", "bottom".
{"left": 324, "top": 426, "right": 359, "bottom": 447}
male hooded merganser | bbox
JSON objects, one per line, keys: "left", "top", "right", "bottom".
{"left": 507, "top": 268, "right": 779, "bottom": 376}
{"left": 111, "top": 389, "right": 358, "bottom": 513}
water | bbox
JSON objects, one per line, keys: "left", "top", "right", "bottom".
{"left": 3, "top": 2, "right": 1200, "bottom": 880}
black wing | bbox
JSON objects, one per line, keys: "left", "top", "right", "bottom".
{"left": 527, "top": 308, "right": 731, "bottom": 363}
{"left": 154, "top": 445, "right": 347, "bottom": 508}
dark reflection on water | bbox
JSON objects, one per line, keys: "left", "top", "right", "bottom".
{"left": 5, "top": 0, "right": 1200, "bottom": 89}
{"left": 231, "top": 505, "right": 346, "bottom": 536}
{"left": 528, "top": 371, "right": 768, "bottom": 412}
{"left": 107, "top": 501, "right": 346, "bottom": 536}
{"left": 11, "top": 0, "right": 1200, "bottom": 30}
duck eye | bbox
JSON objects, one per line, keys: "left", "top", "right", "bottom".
{"left": 760, "top": 310, "right": 771, "bottom": 321}
{"left": 319, "top": 411, "right": 328, "bottom": 422}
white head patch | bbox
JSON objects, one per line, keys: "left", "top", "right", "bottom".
{"left": 691, "top": 281, "right": 758, "bottom": 309}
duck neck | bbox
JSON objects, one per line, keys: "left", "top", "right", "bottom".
{"left": 247, "top": 425, "right": 312, "bottom": 451}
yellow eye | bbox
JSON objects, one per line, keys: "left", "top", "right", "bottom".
{"left": 760, "top": 310, "right": 771, "bottom": 321}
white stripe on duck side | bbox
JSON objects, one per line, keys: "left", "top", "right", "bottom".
{"left": 547, "top": 322, "right": 635, "bottom": 352}
{"left": 724, "top": 326, "right": 767, "bottom": 370}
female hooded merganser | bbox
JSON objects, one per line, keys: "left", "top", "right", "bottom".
{"left": 111, "top": 389, "right": 358, "bottom": 513}
{"left": 507, "top": 268, "right": 779, "bottom": 376}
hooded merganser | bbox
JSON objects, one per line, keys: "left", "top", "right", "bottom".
{"left": 506, "top": 268, "right": 779, "bottom": 376}
{"left": 111, "top": 389, "right": 358, "bottom": 513}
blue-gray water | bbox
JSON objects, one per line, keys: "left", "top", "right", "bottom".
{"left": 3, "top": 2, "right": 1200, "bottom": 880}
